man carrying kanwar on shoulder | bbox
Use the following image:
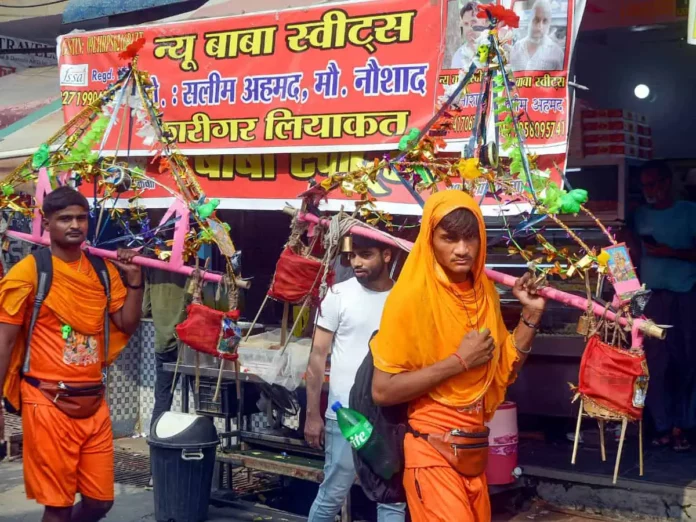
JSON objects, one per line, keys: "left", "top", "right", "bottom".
{"left": 371, "top": 191, "right": 546, "bottom": 521}
{"left": 0, "top": 186, "right": 144, "bottom": 522}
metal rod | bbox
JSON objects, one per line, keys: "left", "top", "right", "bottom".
{"left": 490, "top": 37, "right": 537, "bottom": 202}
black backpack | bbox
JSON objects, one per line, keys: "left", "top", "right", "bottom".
{"left": 349, "top": 345, "right": 408, "bottom": 504}
{"left": 3, "top": 248, "right": 111, "bottom": 415}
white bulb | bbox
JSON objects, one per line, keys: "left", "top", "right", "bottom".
{"left": 634, "top": 84, "right": 650, "bottom": 99}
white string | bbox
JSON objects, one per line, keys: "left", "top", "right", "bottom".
{"left": 326, "top": 214, "right": 413, "bottom": 253}
{"left": 317, "top": 212, "right": 412, "bottom": 300}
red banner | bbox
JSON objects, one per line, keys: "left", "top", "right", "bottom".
{"left": 117, "top": 151, "right": 564, "bottom": 215}
{"left": 57, "top": 0, "right": 445, "bottom": 155}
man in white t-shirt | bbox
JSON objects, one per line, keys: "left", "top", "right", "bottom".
{"left": 304, "top": 235, "right": 405, "bottom": 522}
{"left": 510, "top": 0, "right": 564, "bottom": 72}
{"left": 450, "top": 2, "right": 479, "bottom": 70}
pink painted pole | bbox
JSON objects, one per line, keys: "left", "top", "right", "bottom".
{"left": 5, "top": 230, "right": 227, "bottom": 284}
{"left": 290, "top": 209, "right": 664, "bottom": 342}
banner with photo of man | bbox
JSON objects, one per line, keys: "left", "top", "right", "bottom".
{"left": 439, "top": 0, "right": 585, "bottom": 153}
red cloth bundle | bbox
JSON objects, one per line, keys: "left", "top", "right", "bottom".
{"left": 578, "top": 336, "right": 648, "bottom": 420}
{"left": 268, "top": 247, "right": 333, "bottom": 304}
{"left": 175, "top": 303, "right": 240, "bottom": 361}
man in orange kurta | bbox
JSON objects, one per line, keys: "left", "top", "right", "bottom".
{"left": 371, "top": 191, "right": 547, "bottom": 521}
{"left": 0, "top": 187, "right": 143, "bottom": 522}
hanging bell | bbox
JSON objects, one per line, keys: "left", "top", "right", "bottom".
{"left": 576, "top": 314, "right": 592, "bottom": 337}
{"left": 341, "top": 235, "right": 353, "bottom": 254}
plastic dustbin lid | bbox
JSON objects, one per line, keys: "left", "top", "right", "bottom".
{"left": 148, "top": 412, "right": 219, "bottom": 449}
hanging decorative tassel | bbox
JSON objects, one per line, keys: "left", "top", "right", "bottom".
{"left": 213, "top": 271, "right": 241, "bottom": 402}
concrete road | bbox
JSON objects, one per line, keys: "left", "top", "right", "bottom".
{"left": 1, "top": 460, "right": 607, "bottom": 522}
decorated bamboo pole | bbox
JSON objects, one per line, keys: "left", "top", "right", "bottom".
{"left": 284, "top": 207, "right": 664, "bottom": 341}
{"left": 5, "top": 229, "right": 249, "bottom": 288}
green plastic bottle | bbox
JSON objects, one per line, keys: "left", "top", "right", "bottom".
{"left": 332, "top": 401, "right": 397, "bottom": 479}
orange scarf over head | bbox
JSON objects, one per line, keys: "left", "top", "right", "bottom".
{"left": 371, "top": 191, "right": 513, "bottom": 415}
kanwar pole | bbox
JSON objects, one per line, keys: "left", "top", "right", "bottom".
{"left": 287, "top": 208, "right": 664, "bottom": 343}
{"left": 5, "top": 230, "right": 249, "bottom": 288}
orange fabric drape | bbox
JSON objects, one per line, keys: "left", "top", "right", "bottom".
{"left": 371, "top": 191, "right": 517, "bottom": 418}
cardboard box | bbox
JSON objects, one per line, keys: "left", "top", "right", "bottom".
{"left": 583, "top": 131, "right": 652, "bottom": 149}
{"left": 582, "top": 109, "right": 648, "bottom": 124}
{"left": 582, "top": 119, "right": 650, "bottom": 135}
{"left": 584, "top": 143, "right": 653, "bottom": 159}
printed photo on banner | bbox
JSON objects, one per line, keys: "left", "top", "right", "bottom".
{"left": 443, "top": 0, "right": 568, "bottom": 73}
{"left": 510, "top": 0, "right": 568, "bottom": 72}
{"left": 444, "top": 0, "right": 495, "bottom": 71}
{"left": 438, "top": 0, "right": 575, "bottom": 151}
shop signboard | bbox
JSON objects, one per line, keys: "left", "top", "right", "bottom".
{"left": 61, "top": 0, "right": 582, "bottom": 214}
{"left": 118, "top": 151, "right": 565, "bottom": 216}
{"left": 0, "top": 35, "right": 56, "bottom": 77}
{"left": 57, "top": 0, "right": 446, "bottom": 155}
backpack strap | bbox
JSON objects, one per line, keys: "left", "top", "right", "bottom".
{"left": 86, "top": 254, "right": 111, "bottom": 363}
{"left": 23, "top": 248, "right": 53, "bottom": 374}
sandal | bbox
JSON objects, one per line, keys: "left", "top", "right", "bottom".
{"left": 672, "top": 429, "right": 691, "bottom": 453}
{"left": 652, "top": 434, "right": 671, "bottom": 447}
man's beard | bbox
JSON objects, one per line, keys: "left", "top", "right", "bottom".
{"left": 527, "top": 33, "right": 544, "bottom": 44}
{"left": 355, "top": 266, "right": 384, "bottom": 284}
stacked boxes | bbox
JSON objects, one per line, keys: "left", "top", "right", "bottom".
{"left": 581, "top": 109, "right": 653, "bottom": 160}
{"left": 567, "top": 99, "right": 591, "bottom": 160}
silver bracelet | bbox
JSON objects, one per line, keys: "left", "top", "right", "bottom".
{"left": 512, "top": 327, "right": 532, "bottom": 354}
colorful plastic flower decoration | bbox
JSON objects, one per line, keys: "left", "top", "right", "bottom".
{"left": 118, "top": 37, "right": 146, "bottom": 61}
{"left": 398, "top": 128, "right": 421, "bottom": 152}
{"left": 477, "top": 4, "right": 520, "bottom": 28}
{"left": 457, "top": 158, "right": 484, "bottom": 181}
{"left": 540, "top": 182, "right": 588, "bottom": 215}
{"left": 31, "top": 144, "right": 50, "bottom": 170}
{"left": 597, "top": 250, "right": 610, "bottom": 267}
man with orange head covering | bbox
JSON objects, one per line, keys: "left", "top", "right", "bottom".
{"left": 371, "top": 191, "right": 546, "bottom": 521}
{"left": 0, "top": 187, "right": 143, "bottom": 522}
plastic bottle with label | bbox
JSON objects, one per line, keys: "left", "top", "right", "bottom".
{"left": 331, "top": 401, "right": 397, "bottom": 480}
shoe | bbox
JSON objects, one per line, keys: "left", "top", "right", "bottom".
{"left": 567, "top": 431, "right": 584, "bottom": 444}
{"left": 672, "top": 429, "right": 691, "bottom": 453}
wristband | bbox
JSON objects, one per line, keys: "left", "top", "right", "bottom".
{"left": 126, "top": 280, "right": 144, "bottom": 290}
{"left": 453, "top": 353, "right": 468, "bottom": 371}
{"left": 520, "top": 314, "right": 540, "bottom": 330}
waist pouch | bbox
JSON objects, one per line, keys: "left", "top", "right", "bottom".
{"left": 410, "top": 425, "right": 490, "bottom": 477}
{"left": 25, "top": 377, "right": 105, "bottom": 419}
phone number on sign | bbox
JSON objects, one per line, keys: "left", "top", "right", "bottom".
{"left": 61, "top": 90, "right": 108, "bottom": 107}
{"left": 517, "top": 120, "right": 566, "bottom": 140}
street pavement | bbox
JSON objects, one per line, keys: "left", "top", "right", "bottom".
{"left": 0, "top": 459, "right": 608, "bottom": 522}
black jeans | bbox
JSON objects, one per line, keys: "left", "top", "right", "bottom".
{"left": 150, "top": 349, "right": 183, "bottom": 434}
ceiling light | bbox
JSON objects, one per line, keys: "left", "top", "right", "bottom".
{"left": 634, "top": 84, "right": 650, "bottom": 99}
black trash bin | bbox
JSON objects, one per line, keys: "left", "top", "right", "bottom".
{"left": 148, "top": 412, "right": 219, "bottom": 522}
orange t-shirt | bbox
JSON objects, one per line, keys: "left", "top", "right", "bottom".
{"left": 0, "top": 255, "right": 127, "bottom": 384}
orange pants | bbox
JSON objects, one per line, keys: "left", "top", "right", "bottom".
{"left": 21, "top": 381, "right": 114, "bottom": 507}
{"left": 403, "top": 467, "right": 491, "bottom": 522}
